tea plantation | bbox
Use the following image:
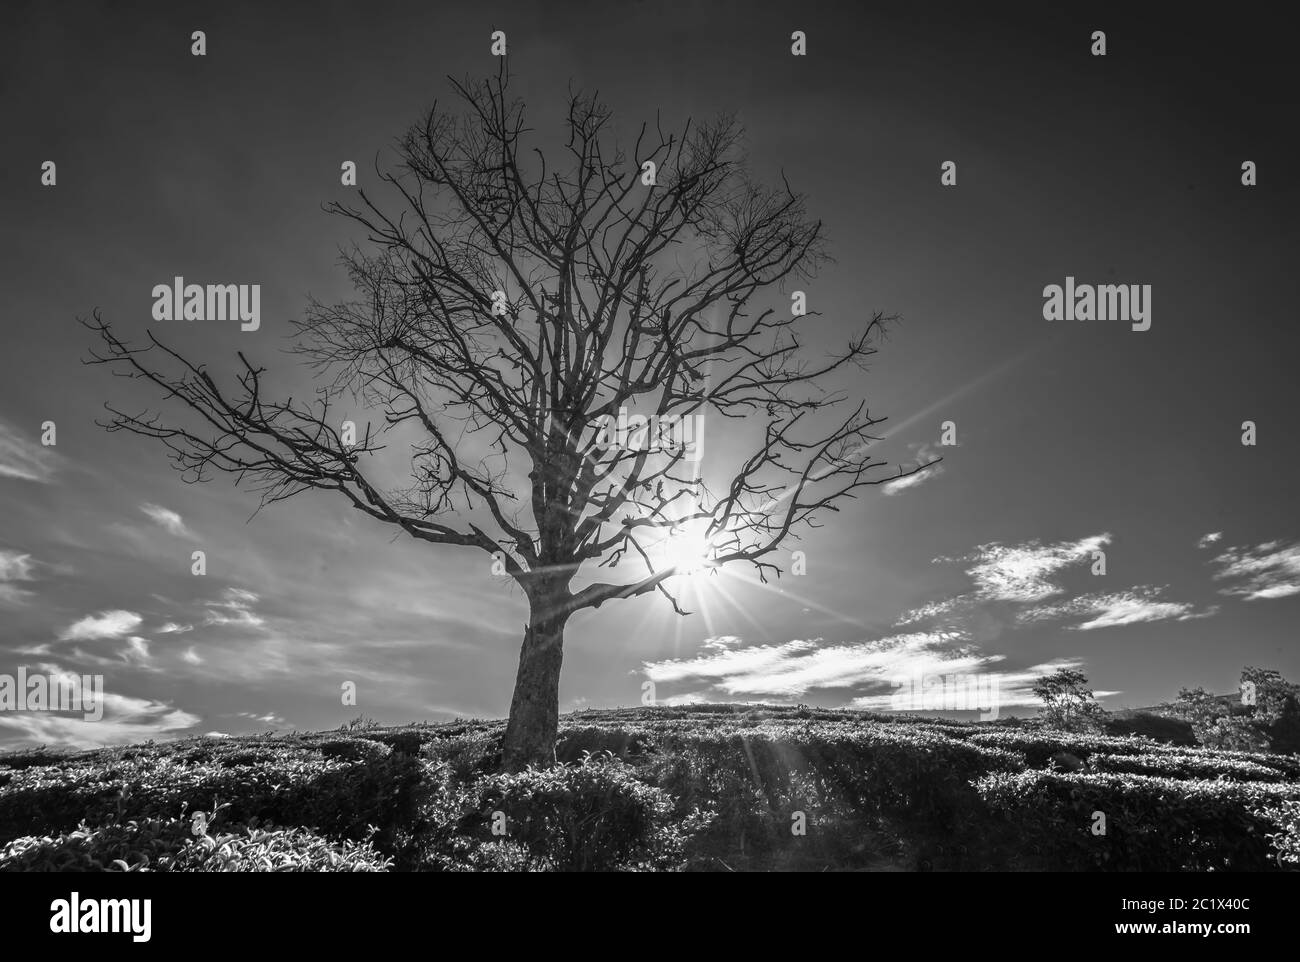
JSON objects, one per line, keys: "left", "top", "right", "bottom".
{"left": 2, "top": 705, "right": 1297, "bottom": 871}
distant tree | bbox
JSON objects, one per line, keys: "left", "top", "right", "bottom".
{"left": 1195, "top": 667, "right": 1300, "bottom": 754}
{"left": 1032, "top": 668, "right": 1108, "bottom": 733}
{"left": 1241, "top": 666, "right": 1300, "bottom": 723}
{"left": 1170, "top": 668, "right": 1300, "bottom": 754}
{"left": 84, "top": 71, "right": 932, "bottom": 771}
{"left": 1172, "top": 686, "right": 1261, "bottom": 752}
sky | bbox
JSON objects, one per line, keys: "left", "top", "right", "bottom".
{"left": 1, "top": 1, "right": 1298, "bottom": 747}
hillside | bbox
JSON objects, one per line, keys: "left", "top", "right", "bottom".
{"left": 2, "top": 704, "right": 1297, "bottom": 872}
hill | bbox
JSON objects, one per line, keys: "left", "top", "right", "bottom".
{"left": 1, "top": 704, "right": 1297, "bottom": 871}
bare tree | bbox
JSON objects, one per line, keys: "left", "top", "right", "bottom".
{"left": 85, "top": 71, "right": 935, "bottom": 770}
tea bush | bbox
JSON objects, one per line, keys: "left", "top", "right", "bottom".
{"left": 2, "top": 705, "right": 1297, "bottom": 871}
{"left": 974, "top": 770, "right": 1300, "bottom": 871}
{"left": 1090, "top": 751, "right": 1285, "bottom": 782}
{"left": 1255, "top": 799, "right": 1300, "bottom": 869}
{"left": 471, "top": 753, "right": 698, "bottom": 871}
{"left": 0, "top": 816, "right": 391, "bottom": 872}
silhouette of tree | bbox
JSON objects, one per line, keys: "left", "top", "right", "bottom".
{"left": 85, "top": 70, "right": 933, "bottom": 769}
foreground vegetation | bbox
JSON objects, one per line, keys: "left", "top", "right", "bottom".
{"left": 2, "top": 705, "right": 1298, "bottom": 871}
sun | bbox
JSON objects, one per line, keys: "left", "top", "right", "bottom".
{"left": 659, "top": 521, "right": 718, "bottom": 578}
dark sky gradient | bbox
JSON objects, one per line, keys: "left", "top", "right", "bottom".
{"left": 1, "top": 1, "right": 1297, "bottom": 746}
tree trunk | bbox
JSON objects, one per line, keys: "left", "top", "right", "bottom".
{"left": 501, "top": 599, "right": 569, "bottom": 772}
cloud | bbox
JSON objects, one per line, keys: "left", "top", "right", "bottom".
{"left": 0, "top": 550, "right": 36, "bottom": 582}
{"left": 181, "top": 647, "right": 203, "bottom": 665}
{"left": 0, "top": 549, "right": 37, "bottom": 607}
{"left": 881, "top": 471, "right": 935, "bottom": 495}
{"left": 1020, "top": 588, "right": 1216, "bottom": 631}
{"left": 848, "top": 659, "right": 1088, "bottom": 711}
{"left": 59, "top": 609, "right": 143, "bottom": 641}
{"left": 0, "top": 420, "right": 58, "bottom": 483}
{"left": 961, "top": 534, "right": 1111, "bottom": 603}
{"left": 894, "top": 597, "right": 962, "bottom": 627}
{"left": 237, "top": 711, "right": 287, "bottom": 727}
{"left": 701, "top": 635, "right": 744, "bottom": 651}
{"left": 123, "top": 636, "right": 152, "bottom": 664}
{"left": 203, "top": 587, "right": 265, "bottom": 628}
{"left": 157, "top": 622, "right": 193, "bottom": 634}
{"left": 1197, "top": 532, "right": 1223, "bottom": 549}
{"left": 139, "top": 503, "right": 193, "bottom": 538}
{"left": 897, "top": 534, "right": 1111, "bottom": 627}
{"left": 1211, "top": 540, "right": 1300, "bottom": 600}
{"left": 0, "top": 671, "right": 200, "bottom": 749}
{"left": 898, "top": 533, "right": 1211, "bottom": 639}
{"left": 645, "top": 631, "right": 982, "bottom": 698}
{"left": 881, "top": 443, "right": 944, "bottom": 495}
{"left": 643, "top": 633, "right": 1105, "bottom": 718}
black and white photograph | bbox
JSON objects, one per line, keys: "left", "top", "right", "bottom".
{"left": 0, "top": 0, "right": 1297, "bottom": 942}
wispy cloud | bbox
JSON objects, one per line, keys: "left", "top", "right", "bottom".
{"left": 0, "top": 550, "right": 36, "bottom": 582}
{"left": 896, "top": 534, "right": 1111, "bottom": 625}
{"left": 849, "top": 659, "right": 1088, "bottom": 711}
{"left": 1211, "top": 540, "right": 1300, "bottom": 600}
{"left": 1197, "top": 531, "right": 1223, "bottom": 549}
{"left": 896, "top": 533, "right": 1208, "bottom": 635}
{"left": 643, "top": 631, "right": 1103, "bottom": 715}
{"left": 139, "top": 503, "right": 193, "bottom": 538}
{"left": 59, "top": 609, "right": 143, "bottom": 641}
{"left": 203, "top": 588, "right": 265, "bottom": 628}
{"left": 881, "top": 443, "right": 944, "bottom": 496}
{"left": 645, "top": 631, "right": 979, "bottom": 698}
{"left": 0, "top": 549, "right": 37, "bottom": 606}
{"left": 894, "top": 597, "right": 962, "bottom": 627}
{"left": 881, "top": 470, "right": 935, "bottom": 495}
{"left": 701, "top": 635, "right": 745, "bottom": 651}
{"left": 0, "top": 670, "right": 200, "bottom": 749}
{"left": 960, "top": 534, "right": 1111, "bottom": 603}
{"left": 0, "top": 420, "right": 58, "bottom": 483}
{"left": 1020, "top": 588, "right": 1216, "bottom": 631}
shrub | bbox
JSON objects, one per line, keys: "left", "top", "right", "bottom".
{"left": 0, "top": 748, "right": 428, "bottom": 855}
{"left": 0, "top": 747, "right": 71, "bottom": 771}
{"left": 360, "top": 731, "right": 424, "bottom": 757}
{"left": 472, "top": 753, "right": 696, "bottom": 871}
{"left": 1255, "top": 799, "right": 1300, "bottom": 870}
{"left": 967, "top": 729, "right": 1177, "bottom": 766}
{"left": 556, "top": 726, "right": 656, "bottom": 763}
{"left": 1090, "top": 752, "right": 1285, "bottom": 782}
{"left": 0, "top": 816, "right": 391, "bottom": 872}
{"left": 318, "top": 739, "right": 392, "bottom": 764}
{"left": 445, "top": 840, "right": 555, "bottom": 872}
{"left": 974, "top": 770, "right": 1300, "bottom": 871}
{"left": 637, "top": 721, "right": 1024, "bottom": 868}
{"left": 1104, "top": 712, "right": 1197, "bottom": 746}
{"left": 435, "top": 733, "right": 502, "bottom": 781}
{"left": 166, "top": 823, "right": 392, "bottom": 871}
